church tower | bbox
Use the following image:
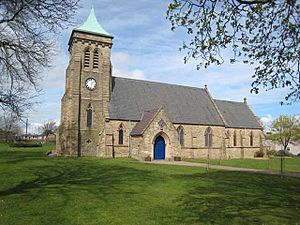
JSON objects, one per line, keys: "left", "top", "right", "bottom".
{"left": 57, "top": 6, "right": 113, "bottom": 156}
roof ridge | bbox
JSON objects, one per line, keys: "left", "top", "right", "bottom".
{"left": 214, "top": 99, "right": 244, "bottom": 104}
{"left": 243, "top": 102, "right": 263, "bottom": 129}
{"left": 112, "top": 76, "right": 206, "bottom": 91}
{"left": 205, "top": 89, "right": 227, "bottom": 127}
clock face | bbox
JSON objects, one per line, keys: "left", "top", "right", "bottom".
{"left": 85, "top": 78, "right": 97, "bottom": 90}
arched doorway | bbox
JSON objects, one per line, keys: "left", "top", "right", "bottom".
{"left": 154, "top": 136, "right": 165, "bottom": 160}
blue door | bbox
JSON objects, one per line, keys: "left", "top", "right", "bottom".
{"left": 154, "top": 136, "right": 165, "bottom": 160}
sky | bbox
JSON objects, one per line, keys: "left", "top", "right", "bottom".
{"left": 25, "top": 0, "right": 299, "bottom": 134}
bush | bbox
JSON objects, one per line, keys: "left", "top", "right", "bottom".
{"left": 275, "top": 150, "right": 294, "bottom": 157}
{"left": 144, "top": 156, "right": 152, "bottom": 161}
{"left": 174, "top": 156, "right": 182, "bottom": 161}
{"left": 267, "top": 149, "right": 277, "bottom": 156}
{"left": 255, "top": 150, "right": 265, "bottom": 158}
{"left": 9, "top": 141, "right": 42, "bottom": 148}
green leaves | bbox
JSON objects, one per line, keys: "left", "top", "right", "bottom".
{"left": 270, "top": 115, "right": 300, "bottom": 149}
{"left": 167, "top": 0, "right": 300, "bottom": 103}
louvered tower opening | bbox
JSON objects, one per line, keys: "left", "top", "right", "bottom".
{"left": 93, "top": 49, "right": 99, "bottom": 69}
{"left": 84, "top": 49, "right": 90, "bottom": 68}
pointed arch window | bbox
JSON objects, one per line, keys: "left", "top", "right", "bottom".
{"left": 87, "top": 103, "right": 93, "bottom": 128}
{"left": 250, "top": 131, "right": 253, "bottom": 146}
{"left": 84, "top": 48, "right": 90, "bottom": 68}
{"left": 233, "top": 130, "right": 237, "bottom": 146}
{"left": 93, "top": 49, "right": 99, "bottom": 69}
{"left": 205, "top": 127, "right": 212, "bottom": 148}
{"left": 177, "top": 126, "right": 184, "bottom": 146}
{"left": 118, "top": 124, "right": 124, "bottom": 145}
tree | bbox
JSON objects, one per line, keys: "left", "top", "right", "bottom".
{"left": 40, "top": 120, "right": 57, "bottom": 143}
{"left": 167, "top": 0, "right": 300, "bottom": 103}
{"left": 0, "top": 110, "right": 21, "bottom": 142}
{"left": 0, "top": 0, "right": 80, "bottom": 116}
{"left": 271, "top": 115, "right": 300, "bottom": 152}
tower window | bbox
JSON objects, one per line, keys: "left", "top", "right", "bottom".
{"left": 84, "top": 48, "right": 90, "bottom": 68}
{"left": 118, "top": 124, "right": 124, "bottom": 145}
{"left": 93, "top": 49, "right": 99, "bottom": 69}
{"left": 177, "top": 126, "right": 184, "bottom": 146}
{"left": 205, "top": 127, "right": 212, "bottom": 148}
{"left": 233, "top": 130, "right": 237, "bottom": 146}
{"left": 87, "top": 104, "right": 93, "bottom": 128}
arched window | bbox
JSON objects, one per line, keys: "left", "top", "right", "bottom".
{"left": 250, "top": 131, "right": 253, "bottom": 146}
{"left": 205, "top": 127, "right": 212, "bottom": 148}
{"left": 93, "top": 49, "right": 99, "bottom": 69}
{"left": 86, "top": 103, "right": 93, "bottom": 128}
{"left": 177, "top": 126, "right": 184, "bottom": 146}
{"left": 84, "top": 48, "right": 90, "bottom": 68}
{"left": 118, "top": 124, "right": 124, "bottom": 145}
{"left": 233, "top": 130, "right": 237, "bottom": 146}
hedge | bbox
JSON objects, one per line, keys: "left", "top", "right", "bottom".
{"left": 9, "top": 141, "right": 42, "bottom": 148}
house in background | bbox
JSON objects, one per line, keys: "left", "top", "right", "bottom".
{"left": 265, "top": 140, "right": 300, "bottom": 156}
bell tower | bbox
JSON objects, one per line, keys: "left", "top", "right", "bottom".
{"left": 57, "top": 6, "right": 113, "bottom": 156}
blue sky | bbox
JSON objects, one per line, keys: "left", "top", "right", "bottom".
{"left": 26, "top": 0, "right": 299, "bottom": 133}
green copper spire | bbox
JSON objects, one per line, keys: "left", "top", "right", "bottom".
{"left": 75, "top": 5, "right": 110, "bottom": 36}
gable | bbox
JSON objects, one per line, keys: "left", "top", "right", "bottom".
{"left": 131, "top": 108, "right": 160, "bottom": 136}
{"left": 214, "top": 100, "right": 262, "bottom": 129}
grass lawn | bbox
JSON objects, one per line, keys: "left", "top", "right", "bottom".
{"left": 184, "top": 157, "right": 300, "bottom": 173}
{"left": 0, "top": 143, "right": 300, "bottom": 225}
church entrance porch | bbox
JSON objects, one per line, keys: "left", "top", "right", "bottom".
{"left": 154, "top": 136, "right": 165, "bottom": 160}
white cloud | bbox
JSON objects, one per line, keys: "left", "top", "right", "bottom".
{"left": 112, "top": 52, "right": 146, "bottom": 79}
{"left": 27, "top": 122, "right": 42, "bottom": 135}
{"left": 41, "top": 47, "right": 68, "bottom": 89}
{"left": 261, "top": 114, "right": 273, "bottom": 124}
{"left": 21, "top": 1, "right": 299, "bottom": 126}
{"left": 114, "top": 68, "right": 145, "bottom": 80}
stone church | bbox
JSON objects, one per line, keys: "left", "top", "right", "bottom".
{"left": 56, "top": 7, "right": 265, "bottom": 160}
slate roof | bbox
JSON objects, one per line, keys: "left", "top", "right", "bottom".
{"left": 108, "top": 77, "right": 262, "bottom": 129}
{"left": 109, "top": 77, "right": 224, "bottom": 126}
{"left": 131, "top": 108, "right": 160, "bottom": 136}
{"left": 214, "top": 100, "right": 262, "bottom": 129}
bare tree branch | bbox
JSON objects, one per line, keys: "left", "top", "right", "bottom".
{"left": 0, "top": 0, "right": 80, "bottom": 116}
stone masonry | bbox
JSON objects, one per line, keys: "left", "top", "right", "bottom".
{"left": 56, "top": 8, "right": 266, "bottom": 160}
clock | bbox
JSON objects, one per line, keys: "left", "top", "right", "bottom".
{"left": 85, "top": 78, "right": 97, "bottom": 90}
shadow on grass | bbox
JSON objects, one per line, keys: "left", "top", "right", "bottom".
{"left": 1, "top": 144, "right": 300, "bottom": 225}
{"left": 0, "top": 160, "right": 157, "bottom": 205}
{"left": 174, "top": 171, "right": 300, "bottom": 225}
{"left": 0, "top": 148, "right": 49, "bottom": 164}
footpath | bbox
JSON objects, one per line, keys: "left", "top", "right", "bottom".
{"left": 143, "top": 160, "right": 300, "bottom": 178}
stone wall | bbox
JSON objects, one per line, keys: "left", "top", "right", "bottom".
{"left": 100, "top": 119, "right": 264, "bottom": 160}
{"left": 57, "top": 30, "right": 265, "bottom": 160}
{"left": 57, "top": 30, "right": 113, "bottom": 156}
{"left": 139, "top": 108, "right": 180, "bottom": 160}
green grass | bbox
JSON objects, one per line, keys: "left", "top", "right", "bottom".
{"left": 0, "top": 143, "right": 300, "bottom": 225}
{"left": 184, "top": 157, "right": 300, "bottom": 173}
